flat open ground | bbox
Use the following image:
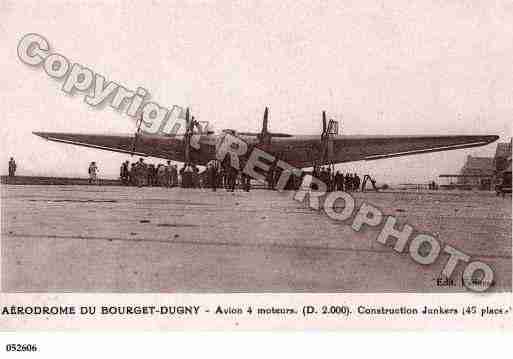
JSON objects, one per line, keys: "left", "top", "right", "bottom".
{"left": 1, "top": 185, "right": 511, "bottom": 292}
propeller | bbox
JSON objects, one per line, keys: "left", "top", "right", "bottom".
{"left": 257, "top": 107, "right": 270, "bottom": 145}
{"left": 237, "top": 107, "right": 292, "bottom": 138}
{"left": 262, "top": 106, "right": 269, "bottom": 136}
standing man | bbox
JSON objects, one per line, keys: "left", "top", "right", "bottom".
{"left": 157, "top": 164, "right": 166, "bottom": 186}
{"left": 345, "top": 173, "right": 351, "bottom": 192}
{"left": 182, "top": 164, "right": 193, "bottom": 188}
{"left": 129, "top": 163, "right": 136, "bottom": 186}
{"left": 226, "top": 166, "right": 237, "bottom": 192}
{"left": 171, "top": 165, "right": 178, "bottom": 187}
{"left": 163, "top": 161, "right": 171, "bottom": 187}
{"left": 120, "top": 160, "right": 130, "bottom": 185}
{"left": 148, "top": 164, "right": 156, "bottom": 186}
{"left": 209, "top": 161, "right": 219, "bottom": 191}
{"left": 88, "top": 161, "right": 98, "bottom": 185}
{"left": 135, "top": 158, "right": 147, "bottom": 187}
{"left": 241, "top": 172, "right": 251, "bottom": 192}
{"left": 240, "top": 159, "right": 251, "bottom": 192}
{"left": 354, "top": 173, "right": 361, "bottom": 192}
{"left": 8, "top": 157, "right": 17, "bottom": 177}
{"left": 192, "top": 164, "right": 200, "bottom": 188}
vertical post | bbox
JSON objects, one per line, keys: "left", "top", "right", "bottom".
{"left": 184, "top": 108, "right": 191, "bottom": 165}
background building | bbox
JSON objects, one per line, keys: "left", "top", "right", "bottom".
{"left": 494, "top": 139, "right": 512, "bottom": 194}
{"left": 494, "top": 139, "right": 512, "bottom": 175}
{"left": 457, "top": 155, "right": 494, "bottom": 190}
{"left": 440, "top": 140, "right": 511, "bottom": 191}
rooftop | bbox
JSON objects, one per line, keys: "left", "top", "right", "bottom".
{"left": 461, "top": 156, "right": 494, "bottom": 172}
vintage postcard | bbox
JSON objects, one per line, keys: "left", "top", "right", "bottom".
{"left": 0, "top": 0, "right": 511, "bottom": 342}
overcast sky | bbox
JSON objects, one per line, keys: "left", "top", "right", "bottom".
{"left": 1, "top": 0, "right": 511, "bottom": 184}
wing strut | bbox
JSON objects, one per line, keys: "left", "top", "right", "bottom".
{"left": 318, "top": 111, "right": 339, "bottom": 169}
{"left": 183, "top": 108, "right": 201, "bottom": 165}
{"left": 130, "top": 114, "right": 144, "bottom": 156}
{"left": 184, "top": 108, "right": 192, "bottom": 165}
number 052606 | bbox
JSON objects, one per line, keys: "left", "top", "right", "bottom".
{"left": 5, "top": 344, "right": 38, "bottom": 352}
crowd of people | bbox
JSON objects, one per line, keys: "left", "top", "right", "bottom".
{"left": 203, "top": 160, "right": 251, "bottom": 192}
{"left": 266, "top": 165, "right": 376, "bottom": 192}
{"left": 119, "top": 159, "right": 179, "bottom": 187}
{"left": 313, "top": 167, "right": 364, "bottom": 192}
{"left": 86, "top": 158, "right": 376, "bottom": 192}
{"left": 117, "top": 158, "right": 251, "bottom": 191}
{"left": 1, "top": 157, "right": 383, "bottom": 193}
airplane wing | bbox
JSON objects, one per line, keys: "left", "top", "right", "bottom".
{"left": 33, "top": 131, "right": 499, "bottom": 168}
{"left": 275, "top": 134, "right": 499, "bottom": 168}
{"left": 32, "top": 132, "right": 186, "bottom": 160}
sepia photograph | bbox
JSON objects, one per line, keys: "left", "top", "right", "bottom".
{"left": 0, "top": 0, "right": 511, "bottom": 300}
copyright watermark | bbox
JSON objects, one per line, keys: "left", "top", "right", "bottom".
{"left": 17, "top": 33, "right": 210, "bottom": 136}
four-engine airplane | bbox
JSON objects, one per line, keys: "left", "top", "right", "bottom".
{"left": 33, "top": 108, "right": 499, "bottom": 169}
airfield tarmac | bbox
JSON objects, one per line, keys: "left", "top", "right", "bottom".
{"left": 1, "top": 185, "right": 511, "bottom": 292}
